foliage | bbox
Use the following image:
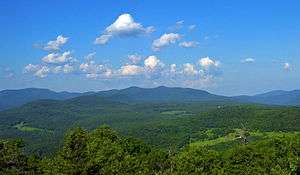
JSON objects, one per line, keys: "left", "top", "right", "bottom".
{"left": 1, "top": 127, "right": 299, "bottom": 174}
{"left": 1, "top": 100, "right": 300, "bottom": 155}
{"left": 40, "top": 126, "right": 169, "bottom": 175}
{"left": 0, "top": 139, "right": 40, "bottom": 174}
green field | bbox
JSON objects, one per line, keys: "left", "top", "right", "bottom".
{"left": 190, "top": 130, "right": 300, "bottom": 150}
{"left": 13, "top": 122, "right": 53, "bottom": 133}
{"left": 161, "top": 110, "right": 193, "bottom": 116}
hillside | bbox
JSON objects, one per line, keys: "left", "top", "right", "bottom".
{"left": 1, "top": 86, "right": 300, "bottom": 155}
{"left": 0, "top": 88, "right": 94, "bottom": 111}
{"left": 96, "top": 86, "right": 232, "bottom": 103}
{"left": 233, "top": 90, "right": 300, "bottom": 106}
{"left": 1, "top": 87, "right": 300, "bottom": 112}
{"left": 0, "top": 93, "right": 299, "bottom": 154}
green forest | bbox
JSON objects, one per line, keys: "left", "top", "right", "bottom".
{"left": 1, "top": 94, "right": 300, "bottom": 174}
{"left": 1, "top": 126, "right": 300, "bottom": 174}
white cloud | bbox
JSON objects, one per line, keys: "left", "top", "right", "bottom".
{"left": 120, "top": 65, "right": 144, "bottom": 76}
{"left": 179, "top": 41, "right": 198, "bottom": 48}
{"left": 128, "top": 54, "right": 142, "bottom": 64}
{"left": 79, "top": 60, "right": 112, "bottom": 79}
{"left": 198, "top": 57, "right": 220, "bottom": 70}
{"left": 34, "top": 66, "right": 50, "bottom": 78}
{"left": 170, "top": 64, "right": 176, "bottom": 73}
{"left": 42, "top": 51, "right": 73, "bottom": 64}
{"left": 24, "top": 64, "right": 40, "bottom": 73}
{"left": 79, "top": 61, "right": 104, "bottom": 73}
{"left": 43, "top": 35, "right": 69, "bottom": 51}
{"left": 95, "top": 34, "right": 112, "bottom": 45}
{"left": 95, "top": 13, "right": 155, "bottom": 45}
{"left": 63, "top": 64, "right": 74, "bottom": 73}
{"left": 241, "top": 58, "right": 255, "bottom": 63}
{"left": 284, "top": 62, "right": 291, "bottom": 71}
{"left": 144, "top": 55, "right": 163, "bottom": 69}
{"left": 152, "top": 33, "right": 181, "bottom": 51}
{"left": 183, "top": 63, "right": 198, "bottom": 75}
{"left": 24, "top": 63, "right": 74, "bottom": 78}
{"left": 24, "top": 52, "right": 223, "bottom": 88}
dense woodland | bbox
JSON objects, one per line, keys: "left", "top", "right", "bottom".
{"left": 1, "top": 88, "right": 300, "bottom": 174}
{"left": 1, "top": 98, "right": 300, "bottom": 155}
{"left": 1, "top": 126, "right": 300, "bottom": 174}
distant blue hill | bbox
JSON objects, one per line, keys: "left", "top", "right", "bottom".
{"left": 0, "top": 87, "right": 299, "bottom": 111}
{"left": 233, "top": 90, "right": 300, "bottom": 106}
{"left": 0, "top": 88, "right": 94, "bottom": 111}
{"left": 96, "top": 86, "right": 232, "bottom": 103}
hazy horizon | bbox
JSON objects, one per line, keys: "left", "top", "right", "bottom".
{"left": 1, "top": 85, "right": 300, "bottom": 97}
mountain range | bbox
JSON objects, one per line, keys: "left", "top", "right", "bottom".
{"left": 0, "top": 86, "right": 299, "bottom": 111}
{"left": 0, "top": 88, "right": 93, "bottom": 111}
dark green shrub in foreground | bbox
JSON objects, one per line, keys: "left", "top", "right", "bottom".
{"left": 40, "top": 126, "right": 169, "bottom": 175}
{"left": 0, "top": 139, "right": 39, "bottom": 174}
{"left": 173, "top": 135, "right": 300, "bottom": 175}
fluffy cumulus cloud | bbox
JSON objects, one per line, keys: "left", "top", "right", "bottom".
{"left": 144, "top": 55, "right": 164, "bottom": 69}
{"left": 283, "top": 62, "right": 291, "bottom": 71}
{"left": 24, "top": 64, "right": 50, "bottom": 78}
{"left": 79, "top": 60, "right": 112, "bottom": 79}
{"left": 179, "top": 41, "right": 198, "bottom": 48}
{"left": 182, "top": 63, "right": 198, "bottom": 75}
{"left": 24, "top": 64, "right": 40, "bottom": 73}
{"left": 95, "top": 13, "right": 155, "bottom": 45}
{"left": 34, "top": 66, "right": 50, "bottom": 78}
{"left": 78, "top": 55, "right": 166, "bottom": 79}
{"left": 198, "top": 57, "right": 220, "bottom": 70}
{"left": 241, "top": 58, "right": 255, "bottom": 63}
{"left": 43, "top": 35, "right": 68, "bottom": 51}
{"left": 24, "top": 47, "right": 222, "bottom": 88}
{"left": 62, "top": 64, "right": 74, "bottom": 73}
{"left": 152, "top": 33, "right": 181, "bottom": 51}
{"left": 160, "top": 60, "right": 222, "bottom": 89}
{"left": 119, "top": 65, "right": 144, "bottom": 76}
{"left": 42, "top": 51, "right": 74, "bottom": 64}
{"left": 24, "top": 63, "right": 75, "bottom": 78}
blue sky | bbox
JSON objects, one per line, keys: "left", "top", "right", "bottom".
{"left": 0, "top": 0, "right": 299, "bottom": 95}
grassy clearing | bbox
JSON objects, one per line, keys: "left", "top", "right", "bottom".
{"left": 190, "top": 130, "right": 300, "bottom": 149}
{"left": 161, "top": 110, "right": 193, "bottom": 116}
{"left": 14, "top": 122, "right": 53, "bottom": 133}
